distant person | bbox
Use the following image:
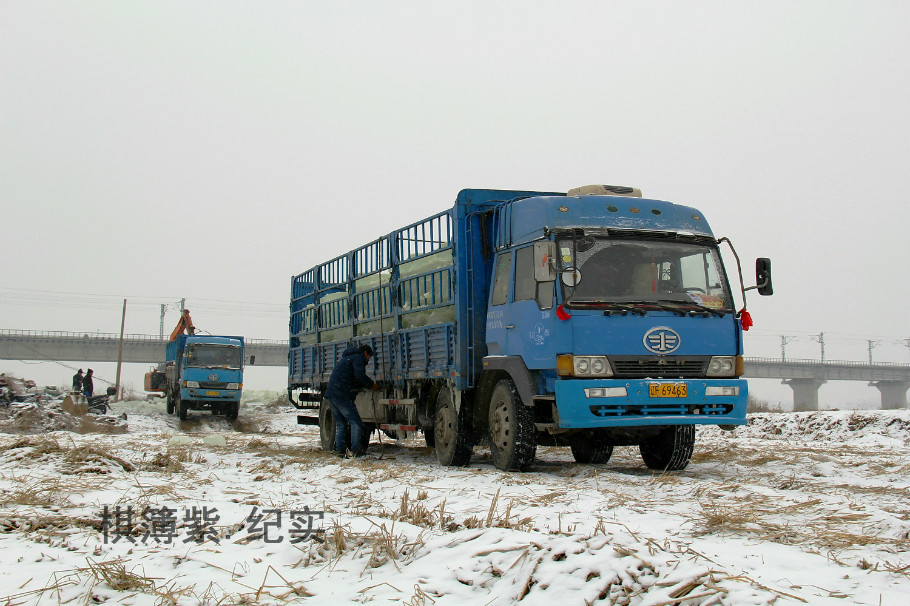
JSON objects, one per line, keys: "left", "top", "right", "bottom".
{"left": 72, "top": 369, "right": 83, "bottom": 392}
{"left": 324, "top": 344, "right": 379, "bottom": 457}
{"left": 83, "top": 369, "right": 94, "bottom": 398}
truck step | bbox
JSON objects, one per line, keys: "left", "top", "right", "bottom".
{"left": 378, "top": 398, "right": 416, "bottom": 406}
{"left": 379, "top": 423, "right": 417, "bottom": 432}
{"left": 297, "top": 414, "right": 320, "bottom": 426}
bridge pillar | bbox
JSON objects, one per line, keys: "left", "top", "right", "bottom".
{"left": 869, "top": 381, "right": 910, "bottom": 410}
{"left": 783, "top": 378, "right": 827, "bottom": 412}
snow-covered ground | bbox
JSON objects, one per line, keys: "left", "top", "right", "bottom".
{"left": 0, "top": 394, "right": 908, "bottom": 605}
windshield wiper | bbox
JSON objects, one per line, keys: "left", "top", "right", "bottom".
{"left": 567, "top": 299, "right": 646, "bottom": 315}
{"left": 656, "top": 299, "right": 727, "bottom": 317}
{"left": 619, "top": 300, "right": 687, "bottom": 314}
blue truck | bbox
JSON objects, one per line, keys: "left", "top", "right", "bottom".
{"left": 288, "top": 184, "right": 772, "bottom": 471}
{"left": 164, "top": 311, "right": 247, "bottom": 421}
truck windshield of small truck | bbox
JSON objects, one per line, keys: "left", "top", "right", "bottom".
{"left": 185, "top": 345, "right": 242, "bottom": 369}
{"left": 557, "top": 237, "right": 734, "bottom": 312}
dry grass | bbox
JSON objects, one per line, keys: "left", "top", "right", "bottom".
{"left": 61, "top": 444, "right": 136, "bottom": 474}
{"left": 0, "top": 436, "right": 64, "bottom": 458}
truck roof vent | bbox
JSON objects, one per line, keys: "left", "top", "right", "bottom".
{"left": 568, "top": 184, "right": 642, "bottom": 198}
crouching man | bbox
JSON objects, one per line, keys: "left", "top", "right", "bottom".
{"left": 324, "top": 344, "right": 378, "bottom": 457}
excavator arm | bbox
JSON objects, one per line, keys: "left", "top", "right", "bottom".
{"left": 168, "top": 309, "right": 196, "bottom": 342}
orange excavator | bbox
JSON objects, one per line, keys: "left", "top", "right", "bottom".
{"left": 145, "top": 310, "right": 196, "bottom": 394}
{"left": 169, "top": 309, "right": 196, "bottom": 341}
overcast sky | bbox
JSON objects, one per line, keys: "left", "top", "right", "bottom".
{"left": 2, "top": 2, "right": 909, "bottom": 401}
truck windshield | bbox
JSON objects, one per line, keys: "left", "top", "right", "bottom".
{"left": 557, "top": 236, "right": 734, "bottom": 312}
{"left": 185, "top": 345, "right": 242, "bottom": 369}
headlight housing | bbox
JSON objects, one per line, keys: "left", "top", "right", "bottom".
{"left": 706, "top": 356, "right": 744, "bottom": 378}
{"left": 226, "top": 383, "right": 240, "bottom": 390}
{"left": 556, "top": 355, "right": 613, "bottom": 377}
{"left": 183, "top": 380, "right": 200, "bottom": 388}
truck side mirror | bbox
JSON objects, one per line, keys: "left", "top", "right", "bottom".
{"left": 534, "top": 241, "right": 557, "bottom": 282}
{"left": 248, "top": 355, "right": 256, "bottom": 366}
{"left": 755, "top": 258, "right": 773, "bottom": 296}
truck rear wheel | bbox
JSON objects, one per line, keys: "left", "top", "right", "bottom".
{"left": 488, "top": 379, "right": 536, "bottom": 472}
{"left": 434, "top": 387, "right": 472, "bottom": 466}
{"left": 639, "top": 425, "right": 695, "bottom": 471}
{"left": 319, "top": 402, "right": 336, "bottom": 452}
{"left": 570, "top": 431, "right": 614, "bottom": 464}
{"left": 166, "top": 393, "right": 175, "bottom": 415}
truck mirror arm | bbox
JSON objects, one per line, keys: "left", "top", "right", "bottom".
{"left": 716, "top": 237, "right": 748, "bottom": 311}
{"left": 717, "top": 239, "right": 774, "bottom": 309}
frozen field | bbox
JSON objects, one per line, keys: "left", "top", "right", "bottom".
{"left": 0, "top": 394, "right": 908, "bottom": 605}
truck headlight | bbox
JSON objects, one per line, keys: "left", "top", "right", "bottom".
{"left": 183, "top": 380, "right": 199, "bottom": 388}
{"left": 556, "top": 355, "right": 613, "bottom": 377}
{"left": 706, "top": 386, "right": 740, "bottom": 396}
{"left": 226, "top": 383, "right": 240, "bottom": 390}
{"left": 706, "top": 356, "right": 743, "bottom": 378}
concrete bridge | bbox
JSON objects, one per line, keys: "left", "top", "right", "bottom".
{"left": 1, "top": 330, "right": 908, "bottom": 409}
{"left": 743, "top": 357, "right": 910, "bottom": 411}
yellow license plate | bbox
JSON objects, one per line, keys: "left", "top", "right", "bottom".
{"left": 649, "top": 383, "right": 687, "bottom": 398}
{"left": 206, "top": 390, "right": 220, "bottom": 396}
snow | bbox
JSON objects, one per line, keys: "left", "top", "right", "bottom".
{"left": 0, "top": 398, "right": 908, "bottom": 605}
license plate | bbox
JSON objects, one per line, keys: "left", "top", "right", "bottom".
{"left": 649, "top": 383, "right": 687, "bottom": 398}
{"left": 206, "top": 390, "right": 220, "bottom": 396}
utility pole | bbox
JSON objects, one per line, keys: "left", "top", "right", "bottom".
{"left": 159, "top": 304, "right": 166, "bottom": 340}
{"left": 115, "top": 299, "right": 126, "bottom": 401}
{"left": 868, "top": 339, "right": 879, "bottom": 364}
{"left": 813, "top": 332, "right": 825, "bottom": 362}
{"left": 780, "top": 335, "right": 794, "bottom": 361}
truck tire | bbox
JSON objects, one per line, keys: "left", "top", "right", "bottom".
{"left": 166, "top": 392, "right": 175, "bottom": 415}
{"left": 434, "top": 387, "right": 472, "bottom": 466}
{"left": 639, "top": 425, "right": 695, "bottom": 471}
{"left": 488, "top": 379, "right": 536, "bottom": 472}
{"left": 226, "top": 402, "right": 239, "bottom": 421}
{"left": 570, "top": 431, "right": 614, "bottom": 464}
{"left": 178, "top": 396, "right": 188, "bottom": 421}
{"left": 319, "top": 402, "right": 336, "bottom": 452}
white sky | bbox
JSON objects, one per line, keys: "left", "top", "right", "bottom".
{"left": 2, "top": 1, "right": 909, "bottom": 402}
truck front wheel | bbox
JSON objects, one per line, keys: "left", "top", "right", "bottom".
{"left": 178, "top": 396, "right": 188, "bottom": 421}
{"left": 488, "top": 379, "right": 537, "bottom": 472}
{"left": 434, "top": 387, "right": 472, "bottom": 466}
{"left": 226, "top": 402, "right": 239, "bottom": 421}
{"left": 639, "top": 425, "right": 695, "bottom": 471}
{"left": 570, "top": 430, "right": 614, "bottom": 464}
{"left": 166, "top": 392, "right": 175, "bottom": 415}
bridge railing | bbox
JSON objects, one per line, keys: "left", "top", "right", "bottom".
{"left": 0, "top": 329, "right": 286, "bottom": 347}
{"left": 745, "top": 357, "right": 910, "bottom": 369}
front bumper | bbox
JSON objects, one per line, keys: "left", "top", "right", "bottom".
{"left": 181, "top": 388, "right": 241, "bottom": 403}
{"left": 552, "top": 378, "right": 747, "bottom": 428}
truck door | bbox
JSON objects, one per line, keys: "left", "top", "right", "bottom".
{"left": 485, "top": 251, "right": 512, "bottom": 356}
{"left": 507, "top": 245, "right": 556, "bottom": 368}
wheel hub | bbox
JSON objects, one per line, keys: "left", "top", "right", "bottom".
{"left": 435, "top": 404, "right": 454, "bottom": 447}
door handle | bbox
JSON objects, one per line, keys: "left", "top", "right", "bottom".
{"left": 506, "top": 324, "right": 515, "bottom": 329}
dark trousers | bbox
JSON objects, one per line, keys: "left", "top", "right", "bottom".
{"left": 328, "top": 397, "right": 363, "bottom": 454}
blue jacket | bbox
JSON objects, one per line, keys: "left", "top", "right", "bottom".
{"left": 325, "top": 346, "right": 375, "bottom": 401}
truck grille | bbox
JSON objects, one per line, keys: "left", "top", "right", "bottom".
{"left": 199, "top": 381, "right": 228, "bottom": 389}
{"left": 610, "top": 357, "right": 708, "bottom": 379}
